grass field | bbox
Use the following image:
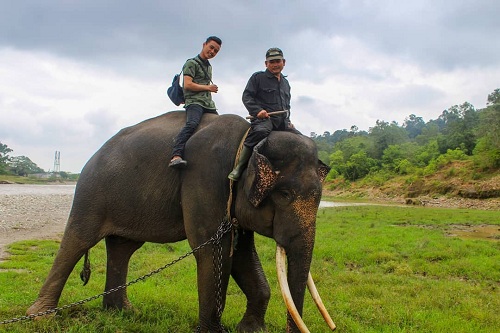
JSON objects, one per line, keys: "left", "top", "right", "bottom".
{"left": 0, "top": 205, "right": 499, "bottom": 332}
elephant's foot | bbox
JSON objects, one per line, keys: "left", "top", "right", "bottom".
{"left": 26, "top": 299, "right": 58, "bottom": 319}
{"left": 103, "top": 297, "right": 134, "bottom": 311}
{"left": 236, "top": 316, "right": 267, "bottom": 333}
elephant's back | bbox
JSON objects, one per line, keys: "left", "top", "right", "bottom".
{"left": 185, "top": 114, "right": 250, "bottom": 164}
{"left": 71, "top": 111, "right": 249, "bottom": 229}
{"left": 81, "top": 111, "right": 220, "bottom": 170}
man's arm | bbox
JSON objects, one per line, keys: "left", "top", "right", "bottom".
{"left": 183, "top": 59, "right": 218, "bottom": 93}
{"left": 184, "top": 75, "right": 218, "bottom": 93}
{"left": 242, "top": 73, "right": 266, "bottom": 118}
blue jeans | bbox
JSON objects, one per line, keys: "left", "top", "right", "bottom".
{"left": 171, "top": 104, "right": 217, "bottom": 159}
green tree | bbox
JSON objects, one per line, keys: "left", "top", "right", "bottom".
{"left": 368, "top": 120, "right": 409, "bottom": 159}
{"left": 0, "top": 142, "right": 13, "bottom": 174}
{"left": 487, "top": 88, "right": 500, "bottom": 106}
{"left": 381, "top": 143, "right": 419, "bottom": 172}
{"left": 437, "top": 102, "right": 479, "bottom": 155}
{"left": 9, "top": 156, "right": 44, "bottom": 176}
{"left": 473, "top": 89, "right": 500, "bottom": 169}
{"left": 342, "top": 151, "right": 378, "bottom": 181}
{"left": 415, "top": 122, "right": 440, "bottom": 145}
{"left": 414, "top": 140, "right": 440, "bottom": 167}
{"left": 381, "top": 145, "right": 405, "bottom": 172}
{"left": 334, "top": 135, "right": 372, "bottom": 161}
{"left": 403, "top": 114, "right": 426, "bottom": 139}
{"left": 327, "top": 150, "right": 344, "bottom": 180}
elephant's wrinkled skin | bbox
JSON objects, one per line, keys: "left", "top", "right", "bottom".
{"left": 27, "top": 111, "right": 329, "bottom": 332}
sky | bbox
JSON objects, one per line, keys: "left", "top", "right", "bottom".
{"left": 1, "top": 1, "right": 499, "bottom": 173}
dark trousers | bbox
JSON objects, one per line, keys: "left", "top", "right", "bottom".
{"left": 244, "top": 116, "right": 301, "bottom": 148}
{"left": 171, "top": 104, "right": 217, "bottom": 158}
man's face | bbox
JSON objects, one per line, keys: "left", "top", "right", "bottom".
{"left": 201, "top": 40, "right": 221, "bottom": 60}
{"left": 265, "top": 58, "right": 286, "bottom": 76}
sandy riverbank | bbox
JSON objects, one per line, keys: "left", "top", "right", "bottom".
{"left": 0, "top": 186, "right": 74, "bottom": 261}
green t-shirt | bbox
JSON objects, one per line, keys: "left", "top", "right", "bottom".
{"left": 182, "top": 56, "right": 216, "bottom": 110}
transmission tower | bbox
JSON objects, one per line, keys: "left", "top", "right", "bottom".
{"left": 53, "top": 151, "right": 60, "bottom": 173}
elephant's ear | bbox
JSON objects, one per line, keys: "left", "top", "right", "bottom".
{"left": 244, "top": 147, "right": 278, "bottom": 207}
{"left": 318, "top": 160, "right": 331, "bottom": 183}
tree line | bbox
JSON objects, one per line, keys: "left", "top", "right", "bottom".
{"left": 0, "top": 144, "right": 76, "bottom": 179}
{"left": 0, "top": 143, "right": 46, "bottom": 176}
{"left": 311, "top": 88, "right": 500, "bottom": 182}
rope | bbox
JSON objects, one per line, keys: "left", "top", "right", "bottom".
{"left": 226, "top": 128, "right": 250, "bottom": 257}
{"left": 226, "top": 127, "right": 250, "bottom": 214}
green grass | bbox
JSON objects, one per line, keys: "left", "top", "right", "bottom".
{"left": 1, "top": 205, "right": 499, "bottom": 332}
{"left": 0, "top": 174, "right": 75, "bottom": 184}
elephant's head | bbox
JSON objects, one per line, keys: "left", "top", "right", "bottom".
{"left": 235, "top": 132, "right": 334, "bottom": 332}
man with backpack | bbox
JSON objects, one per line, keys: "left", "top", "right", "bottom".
{"left": 169, "top": 36, "right": 222, "bottom": 168}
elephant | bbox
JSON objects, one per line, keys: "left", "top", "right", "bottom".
{"left": 27, "top": 111, "right": 334, "bottom": 332}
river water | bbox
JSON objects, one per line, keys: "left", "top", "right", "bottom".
{"left": 0, "top": 184, "right": 360, "bottom": 208}
{"left": 0, "top": 184, "right": 77, "bottom": 195}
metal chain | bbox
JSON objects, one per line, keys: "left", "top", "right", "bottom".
{"left": 213, "top": 220, "right": 225, "bottom": 320}
{"left": 0, "top": 218, "right": 233, "bottom": 326}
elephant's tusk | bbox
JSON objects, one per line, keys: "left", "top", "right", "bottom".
{"left": 307, "top": 272, "right": 336, "bottom": 331}
{"left": 276, "top": 246, "right": 310, "bottom": 333}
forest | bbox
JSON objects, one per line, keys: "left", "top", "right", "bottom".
{"left": 312, "top": 88, "right": 499, "bottom": 196}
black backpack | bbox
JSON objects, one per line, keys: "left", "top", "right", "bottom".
{"left": 166, "top": 58, "right": 212, "bottom": 106}
{"left": 167, "top": 72, "right": 184, "bottom": 106}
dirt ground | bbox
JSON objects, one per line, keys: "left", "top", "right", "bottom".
{"left": 322, "top": 187, "right": 500, "bottom": 210}
{"left": 0, "top": 192, "right": 73, "bottom": 262}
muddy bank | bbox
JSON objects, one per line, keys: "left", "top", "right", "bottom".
{"left": 323, "top": 188, "right": 500, "bottom": 211}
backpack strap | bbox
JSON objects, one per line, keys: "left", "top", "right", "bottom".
{"left": 192, "top": 57, "right": 214, "bottom": 84}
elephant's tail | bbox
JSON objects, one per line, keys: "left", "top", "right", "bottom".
{"left": 79, "top": 250, "right": 91, "bottom": 286}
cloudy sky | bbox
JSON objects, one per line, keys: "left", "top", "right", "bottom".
{"left": 1, "top": 1, "right": 499, "bottom": 173}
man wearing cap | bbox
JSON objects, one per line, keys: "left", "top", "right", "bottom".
{"left": 228, "top": 47, "right": 301, "bottom": 181}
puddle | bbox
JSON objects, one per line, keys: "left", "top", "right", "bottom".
{"left": 446, "top": 224, "right": 500, "bottom": 242}
{"left": 319, "top": 201, "right": 370, "bottom": 208}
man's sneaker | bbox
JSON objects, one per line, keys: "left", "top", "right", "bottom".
{"left": 169, "top": 158, "right": 187, "bottom": 169}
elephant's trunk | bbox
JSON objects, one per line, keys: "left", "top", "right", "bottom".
{"left": 276, "top": 246, "right": 336, "bottom": 332}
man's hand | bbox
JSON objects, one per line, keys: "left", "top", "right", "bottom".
{"left": 207, "top": 84, "right": 218, "bottom": 93}
{"left": 257, "top": 110, "right": 269, "bottom": 119}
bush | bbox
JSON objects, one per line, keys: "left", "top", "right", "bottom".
{"left": 473, "top": 137, "right": 500, "bottom": 170}
{"left": 396, "top": 159, "right": 415, "bottom": 175}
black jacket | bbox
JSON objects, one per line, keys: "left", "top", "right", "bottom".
{"left": 242, "top": 69, "right": 291, "bottom": 118}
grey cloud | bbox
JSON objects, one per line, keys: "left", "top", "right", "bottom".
{"left": 339, "top": 0, "right": 500, "bottom": 70}
{"left": 1, "top": 1, "right": 498, "bottom": 172}
{"left": 379, "top": 85, "right": 445, "bottom": 110}
{"left": 2, "top": 0, "right": 498, "bottom": 75}
{"left": 84, "top": 109, "right": 120, "bottom": 141}
{"left": 296, "top": 95, "right": 316, "bottom": 106}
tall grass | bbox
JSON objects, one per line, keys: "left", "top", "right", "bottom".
{"left": 0, "top": 205, "right": 499, "bottom": 332}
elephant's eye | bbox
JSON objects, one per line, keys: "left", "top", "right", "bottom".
{"left": 272, "top": 188, "right": 294, "bottom": 206}
{"left": 273, "top": 189, "right": 294, "bottom": 206}
{"left": 279, "top": 189, "right": 292, "bottom": 200}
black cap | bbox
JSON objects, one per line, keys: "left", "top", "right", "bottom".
{"left": 266, "top": 47, "right": 284, "bottom": 60}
